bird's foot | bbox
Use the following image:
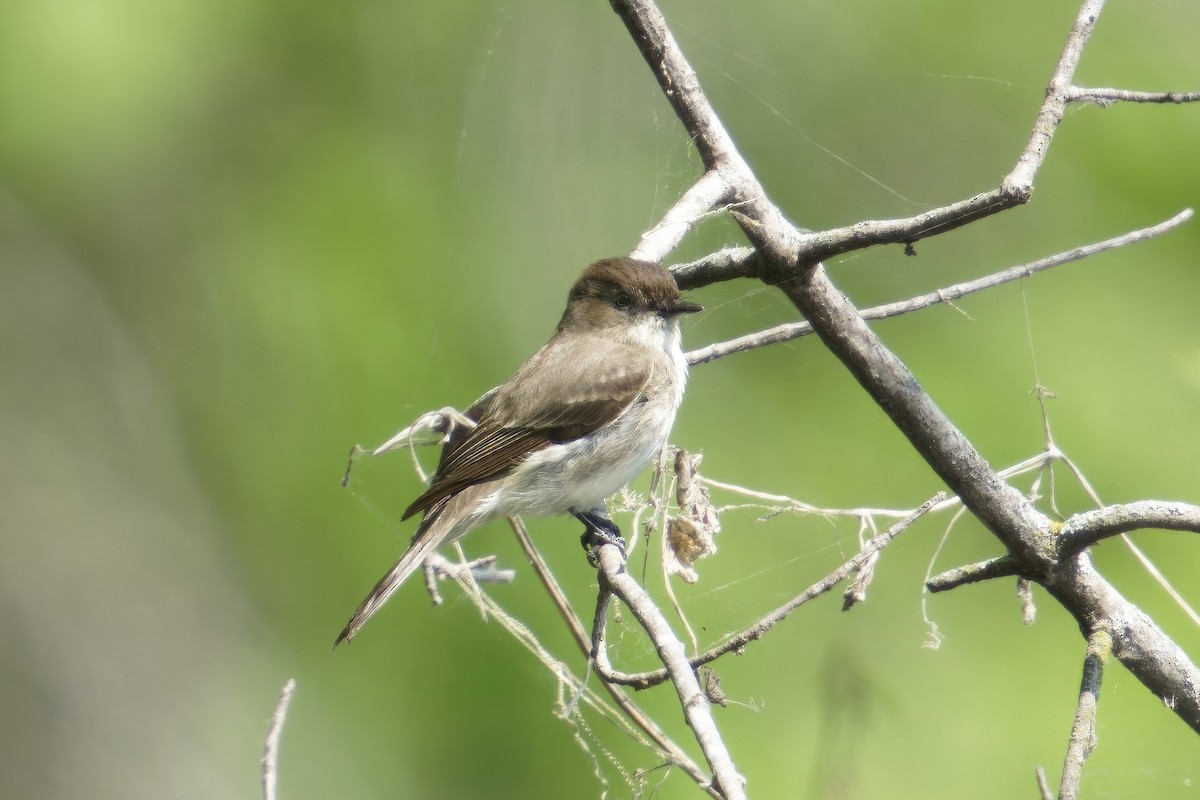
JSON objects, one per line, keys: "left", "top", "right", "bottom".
{"left": 571, "top": 508, "right": 626, "bottom": 567}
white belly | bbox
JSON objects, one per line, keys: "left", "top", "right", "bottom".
{"left": 491, "top": 396, "right": 677, "bottom": 518}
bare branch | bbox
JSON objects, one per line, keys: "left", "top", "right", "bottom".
{"left": 1066, "top": 87, "right": 1200, "bottom": 106}
{"left": 595, "top": 544, "right": 746, "bottom": 800}
{"left": 1058, "top": 500, "right": 1200, "bottom": 554}
{"left": 426, "top": 553, "right": 515, "bottom": 585}
{"left": 262, "top": 679, "right": 297, "bottom": 800}
{"left": 796, "top": 190, "right": 1025, "bottom": 263}
{"left": 613, "top": 0, "right": 1200, "bottom": 736}
{"left": 686, "top": 209, "right": 1193, "bottom": 365}
{"left": 616, "top": 0, "right": 1200, "bottom": 751}
{"left": 639, "top": 0, "right": 1116, "bottom": 267}
{"left": 771, "top": 263, "right": 1056, "bottom": 563}
{"left": 1004, "top": 0, "right": 1105, "bottom": 194}
{"left": 1059, "top": 628, "right": 1112, "bottom": 800}
{"left": 773, "top": 0, "right": 1109, "bottom": 261}
{"left": 670, "top": 247, "right": 759, "bottom": 291}
{"left": 634, "top": 170, "right": 733, "bottom": 263}
{"left": 926, "top": 555, "right": 1021, "bottom": 593}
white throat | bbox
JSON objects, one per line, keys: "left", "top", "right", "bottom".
{"left": 626, "top": 313, "right": 688, "bottom": 402}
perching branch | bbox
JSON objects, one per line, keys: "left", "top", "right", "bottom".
{"left": 506, "top": 516, "right": 723, "bottom": 798}
{"left": 594, "top": 545, "right": 746, "bottom": 800}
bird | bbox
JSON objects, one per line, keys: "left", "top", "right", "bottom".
{"left": 336, "top": 257, "right": 702, "bottom": 645}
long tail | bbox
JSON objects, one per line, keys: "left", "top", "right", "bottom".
{"left": 334, "top": 514, "right": 454, "bottom": 647}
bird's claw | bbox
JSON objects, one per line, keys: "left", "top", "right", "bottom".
{"left": 571, "top": 509, "right": 627, "bottom": 566}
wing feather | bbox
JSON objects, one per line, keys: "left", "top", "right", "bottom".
{"left": 401, "top": 341, "right": 652, "bottom": 520}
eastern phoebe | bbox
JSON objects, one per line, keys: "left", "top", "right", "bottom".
{"left": 336, "top": 257, "right": 702, "bottom": 645}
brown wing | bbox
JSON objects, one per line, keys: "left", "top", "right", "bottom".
{"left": 401, "top": 342, "right": 653, "bottom": 520}
{"left": 438, "top": 387, "right": 498, "bottom": 466}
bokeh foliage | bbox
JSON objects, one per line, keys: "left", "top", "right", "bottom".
{"left": 1, "top": 1, "right": 1198, "bottom": 798}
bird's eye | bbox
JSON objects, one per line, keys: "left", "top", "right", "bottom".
{"left": 613, "top": 291, "right": 633, "bottom": 309}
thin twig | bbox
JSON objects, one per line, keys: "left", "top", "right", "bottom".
{"left": 701, "top": 475, "right": 937, "bottom": 519}
{"left": 1066, "top": 87, "right": 1200, "bottom": 106}
{"left": 774, "top": 258, "right": 1057, "bottom": 561}
{"left": 598, "top": 495, "right": 943, "bottom": 689}
{"left": 262, "top": 679, "right": 297, "bottom": 800}
{"left": 778, "top": 0, "right": 1107, "bottom": 265}
{"left": 1006, "top": 0, "right": 1106, "bottom": 191}
{"left": 1059, "top": 628, "right": 1112, "bottom": 800}
{"left": 1116, "top": 534, "right": 1200, "bottom": 628}
{"left": 785, "top": 0, "right": 1105, "bottom": 263}
{"left": 1036, "top": 766, "right": 1054, "bottom": 800}
{"left": 926, "top": 555, "right": 1021, "bottom": 593}
{"left": 796, "top": 190, "right": 1025, "bottom": 263}
{"left": 686, "top": 210, "right": 1193, "bottom": 364}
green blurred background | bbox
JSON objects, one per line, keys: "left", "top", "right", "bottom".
{"left": 2, "top": 0, "right": 1198, "bottom": 797}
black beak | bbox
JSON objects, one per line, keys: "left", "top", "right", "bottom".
{"left": 670, "top": 299, "right": 704, "bottom": 315}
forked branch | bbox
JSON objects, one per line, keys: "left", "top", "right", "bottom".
{"left": 610, "top": 0, "right": 1200, "bottom": 752}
